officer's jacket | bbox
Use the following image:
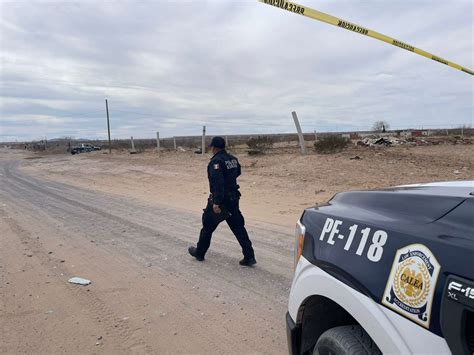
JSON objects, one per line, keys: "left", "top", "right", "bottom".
{"left": 208, "top": 150, "right": 241, "bottom": 205}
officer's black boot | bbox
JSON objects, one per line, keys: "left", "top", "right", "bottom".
{"left": 188, "top": 246, "right": 204, "bottom": 261}
{"left": 239, "top": 257, "right": 257, "bottom": 267}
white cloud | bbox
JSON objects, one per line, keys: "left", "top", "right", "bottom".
{"left": 0, "top": 0, "right": 472, "bottom": 141}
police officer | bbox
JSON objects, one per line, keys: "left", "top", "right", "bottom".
{"left": 188, "top": 136, "right": 256, "bottom": 266}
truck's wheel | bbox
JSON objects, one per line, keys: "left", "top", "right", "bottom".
{"left": 313, "top": 325, "right": 381, "bottom": 355}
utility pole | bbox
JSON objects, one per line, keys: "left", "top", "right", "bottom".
{"left": 202, "top": 126, "right": 206, "bottom": 155}
{"left": 292, "top": 111, "right": 307, "bottom": 155}
{"left": 105, "top": 99, "right": 111, "bottom": 154}
{"left": 156, "top": 131, "right": 160, "bottom": 152}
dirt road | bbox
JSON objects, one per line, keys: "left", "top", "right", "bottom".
{"left": 1, "top": 156, "right": 292, "bottom": 354}
{"left": 1, "top": 143, "right": 472, "bottom": 353}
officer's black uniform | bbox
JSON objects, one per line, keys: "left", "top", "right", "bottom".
{"left": 189, "top": 137, "right": 255, "bottom": 265}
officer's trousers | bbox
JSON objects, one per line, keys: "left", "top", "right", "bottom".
{"left": 196, "top": 199, "right": 255, "bottom": 260}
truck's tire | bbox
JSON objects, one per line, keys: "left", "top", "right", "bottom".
{"left": 313, "top": 325, "right": 382, "bottom": 355}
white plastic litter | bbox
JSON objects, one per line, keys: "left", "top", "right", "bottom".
{"left": 68, "top": 277, "right": 91, "bottom": 285}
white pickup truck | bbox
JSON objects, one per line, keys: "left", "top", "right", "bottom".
{"left": 287, "top": 181, "right": 474, "bottom": 355}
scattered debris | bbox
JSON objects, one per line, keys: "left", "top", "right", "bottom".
{"left": 350, "top": 155, "right": 361, "bottom": 160}
{"left": 68, "top": 277, "right": 91, "bottom": 286}
{"left": 357, "top": 135, "right": 472, "bottom": 147}
{"left": 357, "top": 136, "right": 406, "bottom": 147}
{"left": 453, "top": 170, "right": 461, "bottom": 175}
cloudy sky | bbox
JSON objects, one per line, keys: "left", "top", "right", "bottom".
{"left": 1, "top": 0, "right": 472, "bottom": 141}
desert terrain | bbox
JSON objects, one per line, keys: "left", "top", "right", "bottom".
{"left": 1, "top": 142, "right": 473, "bottom": 353}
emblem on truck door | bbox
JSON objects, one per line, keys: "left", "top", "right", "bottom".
{"left": 382, "top": 244, "right": 441, "bottom": 328}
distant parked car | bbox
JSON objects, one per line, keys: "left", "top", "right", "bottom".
{"left": 70, "top": 143, "right": 101, "bottom": 155}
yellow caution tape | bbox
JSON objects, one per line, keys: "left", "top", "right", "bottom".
{"left": 258, "top": 0, "right": 473, "bottom": 76}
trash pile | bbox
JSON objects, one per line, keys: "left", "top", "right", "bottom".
{"left": 357, "top": 136, "right": 434, "bottom": 147}
{"left": 357, "top": 136, "right": 406, "bottom": 147}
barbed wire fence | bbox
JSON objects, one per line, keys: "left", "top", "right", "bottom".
{"left": 3, "top": 105, "right": 472, "bottom": 153}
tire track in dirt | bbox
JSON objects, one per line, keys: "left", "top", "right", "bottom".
{"left": 1, "top": 159, "right": 294, "bottom": 321}
{"left": 0, "top": 208, "right": 155, "bottom": 353}
{"left": 2, "top": 160, "right": 294, "bottom": 299}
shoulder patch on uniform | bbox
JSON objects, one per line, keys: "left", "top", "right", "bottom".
{"left": 213, "top": 164, "right": 220, "bottom": 170}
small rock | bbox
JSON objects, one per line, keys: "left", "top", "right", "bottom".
{"left": 26, "top": 254, "right": 33, "bottom": 257}
{"left": 97, "top": 336, "right": 103, "bottom": 340}
{"left": 453, "top": 170, "right": 461, "bottom": 174}
{"left": 350, "top": 155, "right": 361, "bottom": 160}
{"left": 95, "top": 342, "right": 100, "bottom": 346}
{"left": 48, "top": 251, "right": 53, "bottom": 254}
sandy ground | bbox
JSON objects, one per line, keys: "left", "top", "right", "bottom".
{"left": 20, "top": 143, "right": 474, "bottom": 226}
{"left": 1, "top": 143, "right": 473, "bottom": 354}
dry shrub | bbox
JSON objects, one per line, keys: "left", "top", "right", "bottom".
{"left": 246, "top": 136, "right": 274, "bottom": 155}
{"left": 314, "top": 135, "right": 349, "bottom": 154}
